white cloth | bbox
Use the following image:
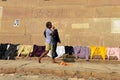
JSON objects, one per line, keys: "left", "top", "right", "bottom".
{"left": 47, "top": 46, "right": 65, "bottom": 58}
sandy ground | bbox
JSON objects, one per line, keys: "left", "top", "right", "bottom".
{"left": 0, "top": 73, "right": 100, "bottom": 80}
{"left": 0, "top": 73, "right": 67, "bottom": 80}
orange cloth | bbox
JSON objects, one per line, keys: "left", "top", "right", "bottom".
{"left": 59, "top": 61, "right": 70, "bottom": 66}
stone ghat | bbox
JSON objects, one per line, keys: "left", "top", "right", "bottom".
{"left": 0, "top": 57, "right": 120, "bottom": 80}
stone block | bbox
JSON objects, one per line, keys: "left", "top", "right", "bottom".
{"left": 53, "top": 69, "right": 65, "bottom": 76}
{"left": 1, "top": 68, "right": 16, "bottom": 74}
{"left": 88, "top": 0, "right": 120, "bottom": 6}
{"left": 91, "top": 72, "right": 111, "bottom": 80}
{"left": 96, "top": 6, "right": 120, "bottom": 17}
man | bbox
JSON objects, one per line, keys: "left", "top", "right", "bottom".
{"left": 51, "top": 26, "right": 61, "bottom": 62}
{"left": 38, "top": 21, "right": 54, "bottom": 63}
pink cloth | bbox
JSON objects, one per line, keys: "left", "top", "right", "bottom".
{"left": 107, "top": 48, "right": 120, "bottom": 60}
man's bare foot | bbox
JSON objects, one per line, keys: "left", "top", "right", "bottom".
{"left": 52, "top": 59, "right": 58, "bottom": 63}
{"left": 38, "top": 60, "right": 41, "bottom": 63}
{"left": 38, "top": 58, "right": 41, "bottom": 63}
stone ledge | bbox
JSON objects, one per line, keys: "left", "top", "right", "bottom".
{"left": 0, "top": 67, "right": 120, "bottom": 80}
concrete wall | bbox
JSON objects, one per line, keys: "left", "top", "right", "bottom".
{"left": 0, "top": 0, "right": 120, "bottom": 47}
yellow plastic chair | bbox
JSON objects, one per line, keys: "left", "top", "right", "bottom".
{"left": 90, "top": 46, "right": 106, "bottom": 60}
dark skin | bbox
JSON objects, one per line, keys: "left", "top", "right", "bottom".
{"left": 38, "top": 25, "right": 55, "bottom": 63}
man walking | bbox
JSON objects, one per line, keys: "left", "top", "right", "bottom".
{"left": 38, "top": 21, "right": 54, "bottom": 63}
